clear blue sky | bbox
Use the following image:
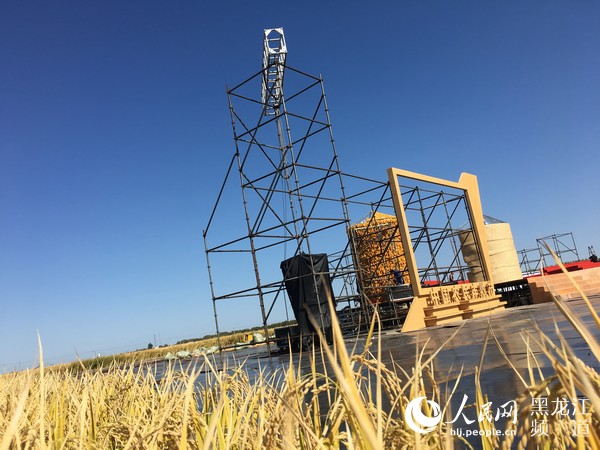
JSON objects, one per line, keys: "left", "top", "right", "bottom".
{"left": 1, "top": 1, "right": 599, "bottom": 370}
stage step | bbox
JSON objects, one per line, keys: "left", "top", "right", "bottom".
{"left": 528, "top": 267, "right": 600, "bottom": 304}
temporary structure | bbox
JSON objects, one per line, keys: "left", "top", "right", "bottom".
{"left": 349, "top": 212, "right": 407, "bottom": 304}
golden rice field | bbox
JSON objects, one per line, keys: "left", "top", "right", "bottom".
{"left": 1, "top": 256, "right": 599, "bottom": 449}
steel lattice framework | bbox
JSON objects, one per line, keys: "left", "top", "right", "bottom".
{"left": 518, "top": 232, "right": 580, "bottom": 274}
{"left": 398, "top": 182, "right": 478, "bottom": 284}
{"left": 203, "top": 29, "right": 369, "bottom": 350}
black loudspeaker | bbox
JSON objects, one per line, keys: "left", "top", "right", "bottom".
{"left": 280, "top": 253, "right": 334, "bottom": 347}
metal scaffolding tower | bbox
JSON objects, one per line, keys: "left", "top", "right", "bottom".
{"left": 518, "top": 248, "right": 542, "bottom": 275}
{"left": 203, "top": 28, "right": 366, "bottom": 350}
{"left": 518, "top": 232, "right": 581, "bottom": 274}
{"left": 536, "top": 233, "right": 580, "bottom": 266}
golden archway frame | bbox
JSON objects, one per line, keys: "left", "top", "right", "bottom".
{"left": 387, "top": 168, "right": 506, "bottom": 332}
